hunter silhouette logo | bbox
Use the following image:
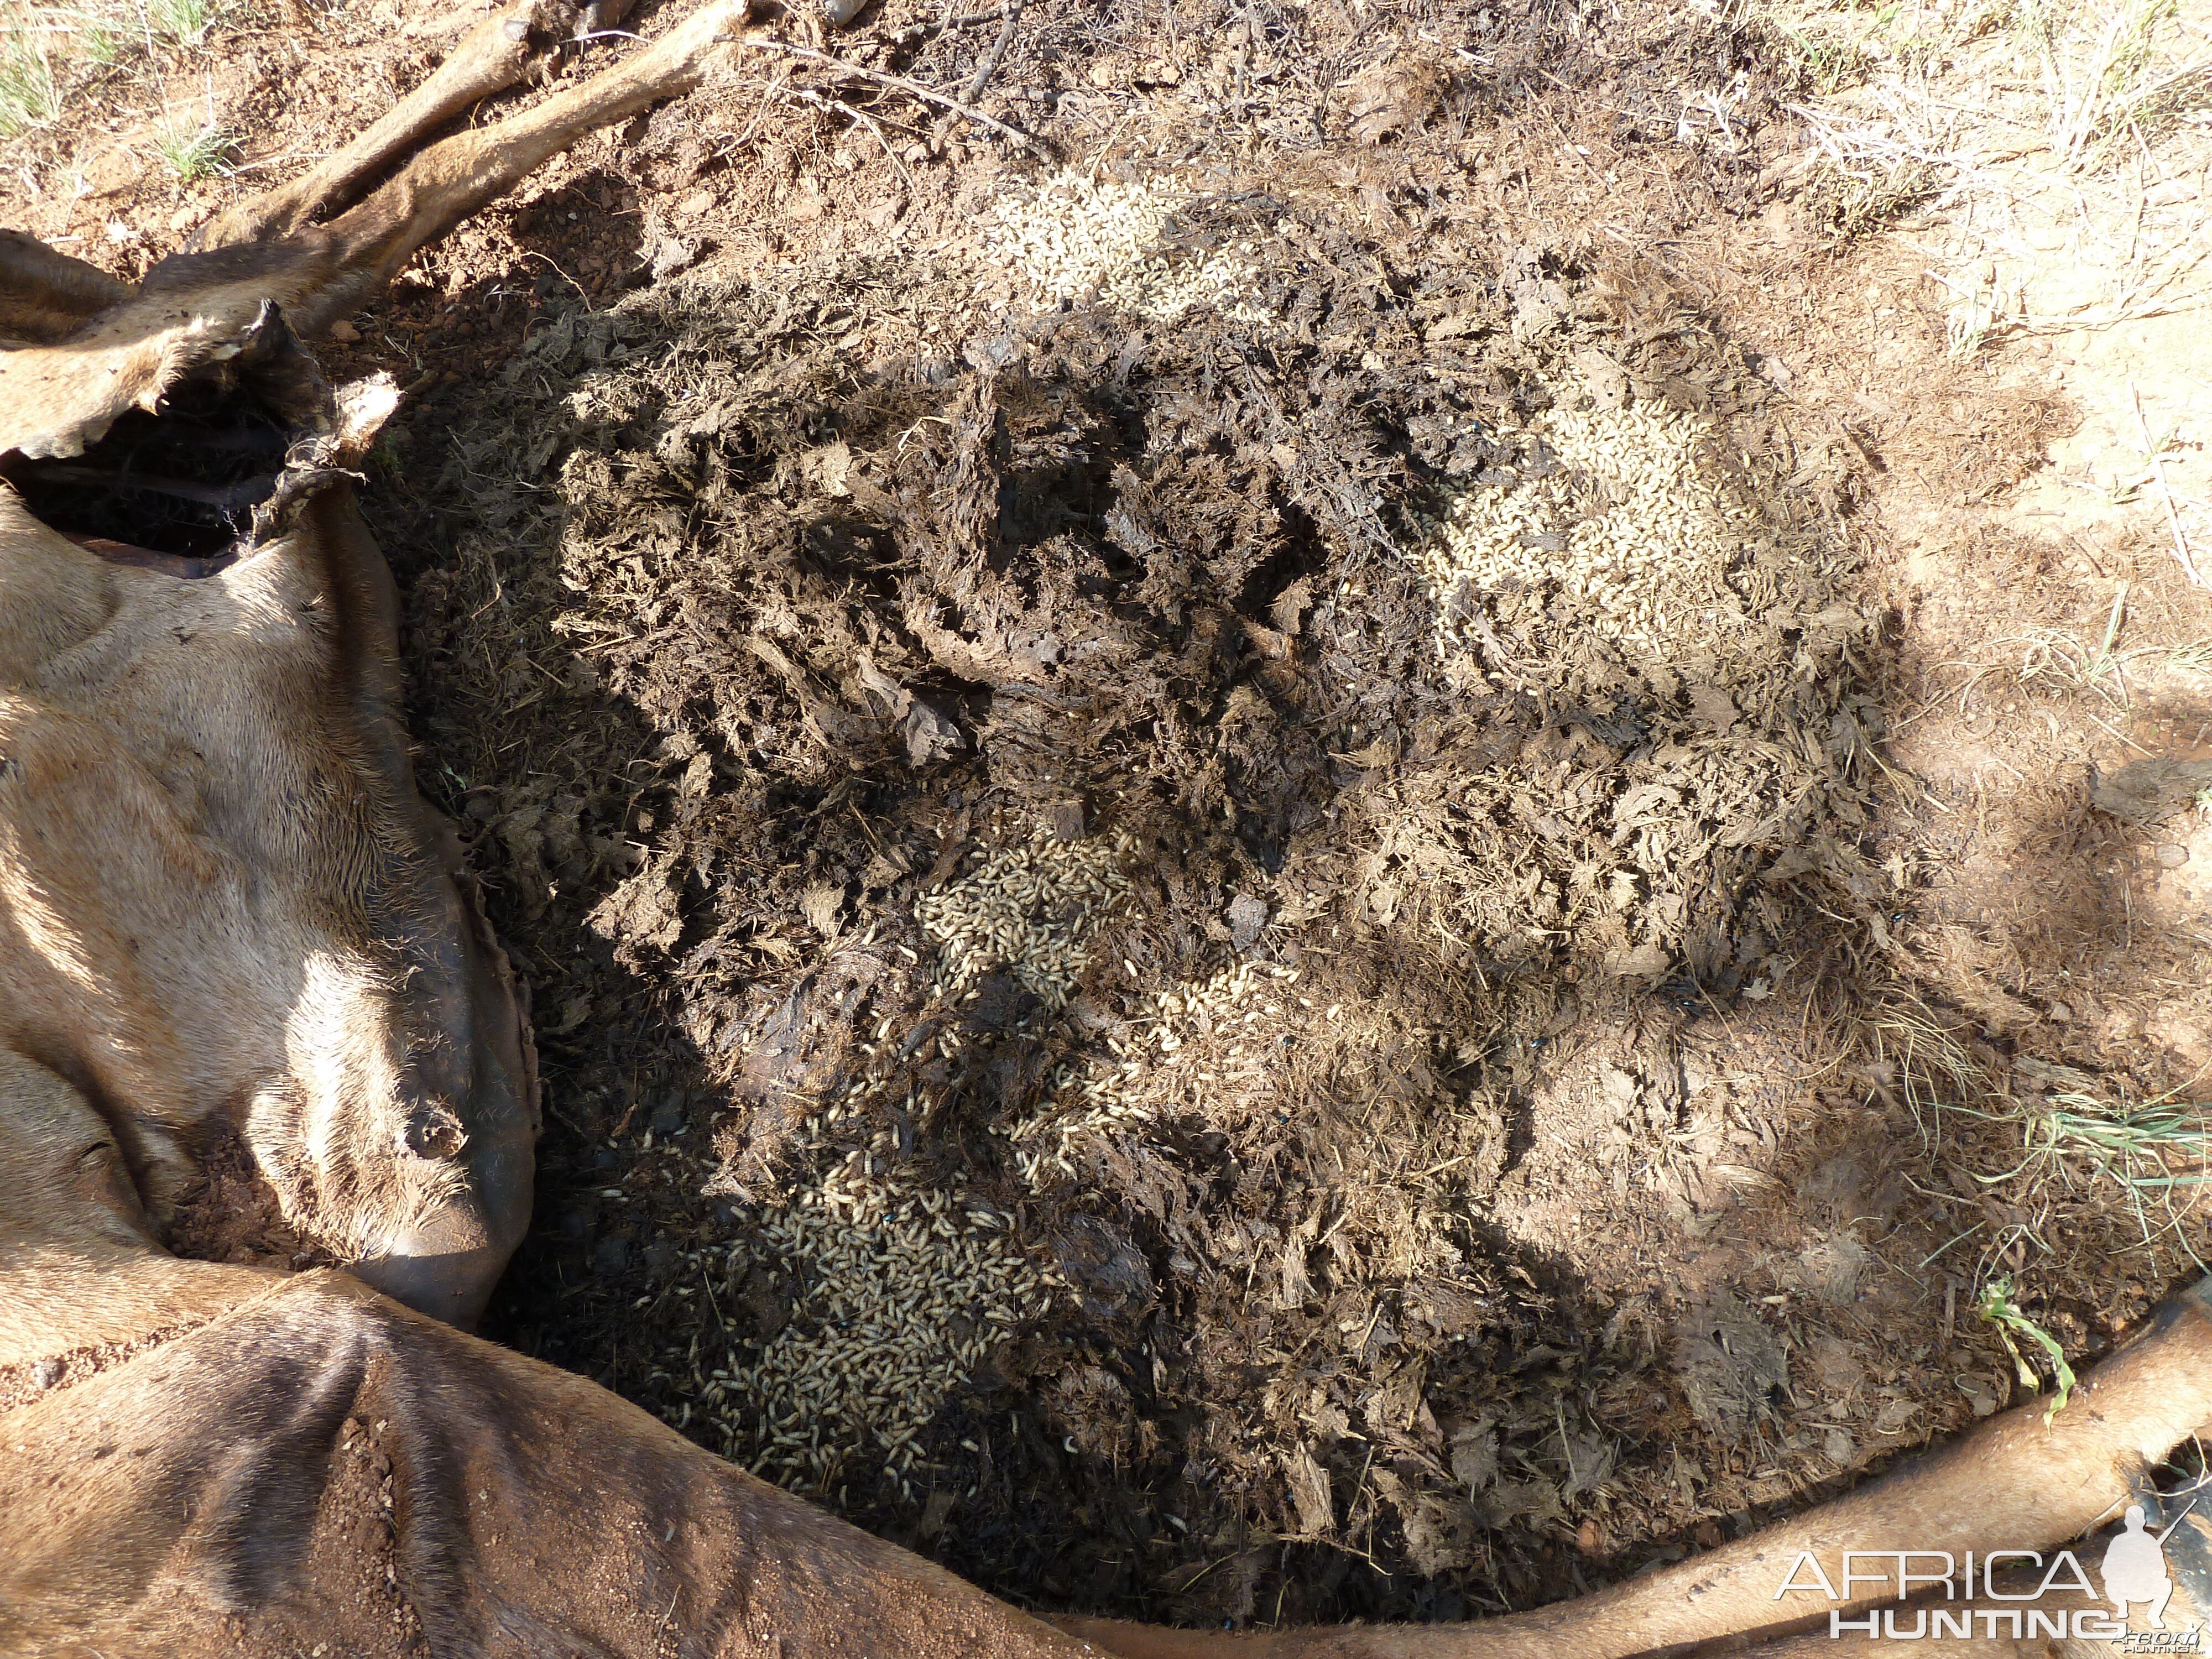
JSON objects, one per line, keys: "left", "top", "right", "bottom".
{"left": 2105, "top": 1506, "right": 2175, "bottom": 1629}
{"left": 1768, "top": 1501, "right": 2204, "bottom": 1645}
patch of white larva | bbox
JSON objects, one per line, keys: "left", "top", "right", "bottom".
{"left": 986, "top": 170, "right": 1273, "bottom": 325}
{"left": 916, "top": 826, "right": 1134, "bottom": 1012}
{"left": 1408, "top": 398, "right": 1761, "bottom": 662}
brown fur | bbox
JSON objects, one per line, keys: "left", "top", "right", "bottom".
{"left": 7, "top": 7, "right": 2212, "bottom": 1655}
{"left": 0, "top": 1050, "right": 1101, "bottom": 1659}
{"left": 0, "top": 333, "right": 536, "bottom": 1322}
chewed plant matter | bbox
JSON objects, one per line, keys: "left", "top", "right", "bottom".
{"left": 384, "top": 193, "right": 1900, "bottom": 1619}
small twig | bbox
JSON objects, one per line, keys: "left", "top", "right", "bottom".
{"left": 699, "top": 1267, "right": 729, "bottom": 1338}
{"left": 2132, "top": 383, "right": 2205, "bottom": 589}
{"left": 893, "top": 8, "right": 1008, "bottom": 40}
{"left": 734, "top": 38, "right": 1035, "bottom": 149}
{"left": 518, "top": 249, "right": 596, "bottom": 312}
{"left": 792, "top": 86, "right": 915, "bottom": 190}
{"left": 962, "top": 0, "right": 1023, "bottom": 106}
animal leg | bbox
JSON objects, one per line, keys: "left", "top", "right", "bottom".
{"left": 1059, "top": 1272, "right": 2212, "bottom": 1657}
{"left": 191, "top": 0, "right": 586, "bottom": 248}
{"left": 1718, "top": 1503, "right": 2212, "bottom": 1656}
{"left": 143, "top": 0, "right": 752, "bottom": 338}
{"left": 0, "top": 1271, "right": 1108, "bottom": 1658}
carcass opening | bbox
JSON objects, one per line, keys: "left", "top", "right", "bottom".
{"left": 0, "top": 370, "right": 298, "bottom": 568}
{"left": 1, "top": 304, "right": 332, "bottom": 571}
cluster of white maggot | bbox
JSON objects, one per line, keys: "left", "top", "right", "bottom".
{"left": 1408, "top": 398, "right": 1760, "bottom": 662}
{"left": 698, "top": 1128, "right": 1058, "bottom": 1503}
{"left": 1011, "top": 959, "right": 1303, "bottom": 1187}
{"left": 669, "top": 825, "right": 1312, "bottom": 1493}
{"left": 985, "top": 169, "right": 1273, "bottom": 325}
{"left": 916, "top": 826, "right": 1134, "bottom": 1013}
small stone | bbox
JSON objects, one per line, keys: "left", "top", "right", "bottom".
{"left": 32, "top": 1357, "right": 62, "bottom": 1391}
{"left": 677, "top": 188, "right": 714, "bottom": 220}
{"left": 1227, "top": 892, "right": 1269, "bottom": 950}
{"left": 2156, "top": 843, "right": 2190, "bottom": 869}
{"left": 328, "top": 319, "right": 361, "bottom": 343}
{"left": 649, "top": 1092, "right": 688, "bottom": 1136}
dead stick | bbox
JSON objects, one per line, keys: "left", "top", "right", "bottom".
{"left": 733, "top": 38, "right": 1035, "bottom": 148}
{"left": 962, "top": 0, "right": 1023, "bottom": 105}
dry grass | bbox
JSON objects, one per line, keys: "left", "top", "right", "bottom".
{"left": 0, "top": 27, "right": 59, "bottom": 133}
{"left": 2019, "top": 0, "right": 2205, "bottom": 165}
{"left": 1861, "top": 992, "right": 1992, "bottom": 1145}
{"left": 151, "top": 110, "right": 236, "bottom": 178}
{"left": 1978, "top": 1081, "right": 2212, "bottom": 1261}
{"left": 1944, "top": 587, "right": 2212, "bottom": 711}
{"left": 1860, "top": 980, "right": 2212, "bottom": 1291}
{"left": 1770, "top": 0, "right": 2212, "bottom": 173}
{"left": 1764, "top": 0, "right": 2212, "bottom": 347}
{"left": 0, "top": 0, "right": 233, "bottom": 138}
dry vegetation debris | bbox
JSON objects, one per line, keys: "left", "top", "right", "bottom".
{"left": 1767, "top": 0, "right": 2212, "bottom": 585}
{"left": 377, "top": 148, "right": 1895, "bottom": 1611}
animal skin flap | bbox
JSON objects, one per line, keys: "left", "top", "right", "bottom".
{"left": 0, "top": 296, "right": 332, "bottom": 463}
{"left": 3, "top": 302, "right": 347, "bottom": 565}
{"left": 331, "top": 375, "right": 401, "bottom": 461}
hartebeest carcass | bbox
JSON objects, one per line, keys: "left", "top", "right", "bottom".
{"left": 8, "top": 6, "right": 2212, "bottom": 1655}
{"left": 0, "top": 0, "right": 764, "bottom": 1326}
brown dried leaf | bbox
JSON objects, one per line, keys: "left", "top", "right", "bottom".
{"left": 1280, "top": 1443, "right": 1335, "bottom": 1537}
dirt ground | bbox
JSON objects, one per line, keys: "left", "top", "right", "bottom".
{"left": 6, "top": 0, "right": 2211, "bottom": 1631}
